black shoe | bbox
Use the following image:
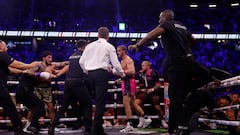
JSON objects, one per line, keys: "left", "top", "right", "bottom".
{"left": 27, "top": 126, "right": 39, "bottom": 134}
{"left": 84, "top": 132, "right": 91, "bottom": 135}
{"left": 14, "top": 128, "right": 33, "bottom": 135}
{"left": 176, "top": 129, "right": 189, "bottom": 135}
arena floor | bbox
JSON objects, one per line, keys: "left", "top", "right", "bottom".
{"left": 0, "top": 127, "right": 229, "bottom": 135}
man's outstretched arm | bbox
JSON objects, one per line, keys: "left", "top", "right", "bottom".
{"left": 128, "top": 27, "right": 165, "bottom": 50}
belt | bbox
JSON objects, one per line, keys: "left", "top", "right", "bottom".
{"left": 36, "top": 83, "right": 51, "bottom": 88}
{"left": 88, "top": 69, "right": 107, "bottom": 72}
{"left": 66, "top": 78, "right": 87, "bottom": 82}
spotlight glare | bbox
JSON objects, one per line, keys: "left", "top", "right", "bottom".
{"left": 209, "top": 4, "right": 217, "bottom": 8}
{"left": 231, "top": 3, "right": 239, "bottom": 7}
{"left": 190, "top": 4, "right": 198, "bottom": 8}
{"left": 204, "top": 24, "right": 210, "bottom": 30}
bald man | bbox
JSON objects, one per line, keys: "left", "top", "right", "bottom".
{"left": 129, "top": 9, "right": 217, "bottom": 135}
{"left": 135, "top": 61, "right": 168, "bottom": 129}
{"left": 0, "top": 40, "right": 38, "bottom": 135}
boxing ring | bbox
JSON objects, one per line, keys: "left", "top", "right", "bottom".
{"left": 0, "top": 75, "right": 238, "bottom": 134}
{"left": 196, "top": 76, "right": 240, "bottom": 134}
{"left": 0, "top": 31, "right": 239, "bottom": 134}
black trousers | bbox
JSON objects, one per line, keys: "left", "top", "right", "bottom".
{"left": 0, "top": 83, "right": 23, "bottom": 130}
{"left": 68, "top": 100, "right": 84, "bottom": 127}
{"left": 52, "top": 79, "right": 92, "bottom": 133}
{"left": 88, "top": 69, "right": 109, "bottom": 135}
{"left": 16, "top": 85, "right": 45, "bottom": 128}
{"left": 167, "top": 57, "right": 213, "bottom": 133}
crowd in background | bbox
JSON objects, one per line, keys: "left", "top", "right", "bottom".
{"left": 0, "top": 0, "right": 239, "bottom": 133}
{"left": 4, "top": 39, "right": 240, "bottom": 76}
{"left": 0, "top": 0, "right": 239, "bottom": 33}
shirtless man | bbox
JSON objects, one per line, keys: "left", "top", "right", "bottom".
{"left": 116, "top": 45, "right": 142, "bottom": 133}
{"left": 33, "top": 51, "right": 68, "bottom": 123}
{"left": 14, "top": 68, "right": 57, "bottom": 134}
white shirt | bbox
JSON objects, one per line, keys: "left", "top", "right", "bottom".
{"left": 79, "top": 38, "right": 124, "bottom": 77}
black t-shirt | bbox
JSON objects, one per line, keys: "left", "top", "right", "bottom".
{"left": 136, "top": 69, "right": 160, "bottom": 89}
{"left": 66, "top": 50, "right": 88, "bottom": 79}
{"left": 159, "top": 20, "right": 192, "bottom": 63}
{"left": 0, "top": 52, "right": 14, "bottom": 83}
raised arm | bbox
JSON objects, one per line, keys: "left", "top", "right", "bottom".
{"left": 128, "top": 26, "right": 165, "bottom": 50}
{"left": 9, "top": 60, "right": 39, "bottom": 70}
{"left": 52, "top": 61, "right": 69, "bottom": 67}
{"left": 55, "top": 65, "right": 69, "bottom": 77}
{"left": 8, "top": 67, "right": 24, "bottom": 74}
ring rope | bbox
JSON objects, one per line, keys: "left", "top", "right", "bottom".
{"left": 198, "top": 118, "right": 240, "bottom": 126}
{"left": 198, "top": 75, "right": 240, "bottom": 90}
{"left": 0, "top": 118, "right": 77, "bottom": 123}
{"left": 213, "top": 104, "right": 240, "bottom": 112}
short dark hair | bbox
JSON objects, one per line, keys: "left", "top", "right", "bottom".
{"left": 117, "top": 45, "right": 127, "bottom": 52}
{"left": 41, "top": 51, "right": 52, "bottom": 58}
{"left": 220, "top": 96, "right": 232, "bottom": 103}
{"left": 75, "top": 39, "right": 87, "bottom": 48}
{"left": 98, "top": 27, "right": 109, "bottom": 39}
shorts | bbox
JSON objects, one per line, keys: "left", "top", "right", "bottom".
{"left": 121, "top": 78, "right": 136, "bottom": 96}
{"left": 136, "top": 89, "right": 162, "bottom": 105}
{"left": 33, "top": 87, "right": 52, "bottom": 103}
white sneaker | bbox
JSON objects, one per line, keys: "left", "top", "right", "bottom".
{"left": 54, "top": 127, "right": 60, "bottom": 132}
{"left": 142, "top": 118, "right": 152, "bottom": 128}
{"left": 120, "top": 122, "right": 134, "bottom": 133}
{"left": 23, "top": 120, "right": 31, "bottom": 132}
{"left": 103, "top": 120, "right": 113, "bottom": 127}
{"left": 209, "top": 123, "right": 217, "bottom": 129}
{"left": 161, "top": 120, "right": 169, "bottom": 128}
{"left": 137, "top": 117, "right": 144, "bottom": 128}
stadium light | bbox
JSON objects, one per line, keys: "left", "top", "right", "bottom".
{"left": 118, "top": 23, "right": 126, "bottom": 31}
{"left": 190, "top": 4, "right": 198, "bottom": 8}
{"left": 0, "top": 30, "right": 240, "bottom": 40}
{"left": 209, "top": 4, "right": 217, "bottom": 8}
{"left": 231, "top": 3, "right": 239, "bottom": 7}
